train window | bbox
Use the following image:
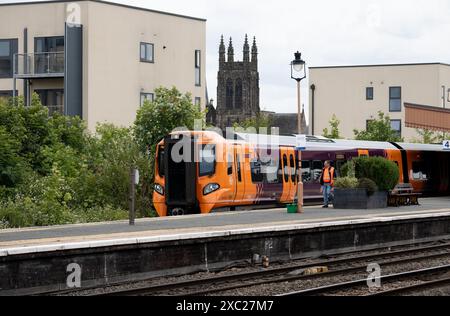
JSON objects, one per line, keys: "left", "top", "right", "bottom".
{"left": 283, "top": 155, "right": 289, "bottom": 182}
{"left": 335, "top": 160, "right": 346, "bottom": 177}
{"left": 277, "top": 154, "right": 284, "bottom": 183}
{"left": 227, "top": 153, "right": 233, "bottom": 175}
{"left": 290, "top": 155, "right": 296, "bottom": 183}
{"left": 312, "top": 161, "right": 323, "bottom": 183}
{"left": 251, "top": 159, "right": 263, "bottom": 183}
{"left": 265, "top": 159, "right": 279, "bottom": 184}
{"left": 251, "top": 156, "right": 279, "bottom": 184}
{"left": 301, "top": 160, "right": 311, "bottom": 183}
{"left": 199, "top": 145, "right": 216, "bottom": 177}
{"left": 412, "top": 161, "right": 428, "bottom": 181}
{"left": 158, "top": 147, "right": 165, "bottom": 177}
{"left": 236, "top": 154, "right": 242, "bottom": 182}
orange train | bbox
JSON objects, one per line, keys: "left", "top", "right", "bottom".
{"left": 153, "top": 131, "right": 450, "bottom": 217}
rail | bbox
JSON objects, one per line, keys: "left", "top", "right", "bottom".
{"left": 14, "top": 52, "right": 65, "bottom": 78}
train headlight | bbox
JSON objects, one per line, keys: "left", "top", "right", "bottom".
{"left": 203, "top": 183, "right": 220, "bottom": 196}
{"left": 154, "top": 183, "right": 164, "bottom": 196}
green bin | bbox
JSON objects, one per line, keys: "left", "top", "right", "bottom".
{"left": 287, "top": 204, "right": 298, "bottom": 214}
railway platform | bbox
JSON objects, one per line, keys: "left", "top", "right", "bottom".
{"left": 1, "top": 197, "right": 450, "bottom": 295}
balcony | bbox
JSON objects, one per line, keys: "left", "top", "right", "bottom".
{"left": 14, "top": 52, "right": 64, "bottom": 79}
{"left": 47, "top": 105, "right": 64, "bottom": 116}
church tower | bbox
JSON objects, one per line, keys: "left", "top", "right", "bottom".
{"left": 216, "top": 35, "right": 260, "bottom": 130}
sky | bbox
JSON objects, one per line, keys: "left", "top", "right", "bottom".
{"left": 3, "top": 0, "right": 450, "bottom": 121}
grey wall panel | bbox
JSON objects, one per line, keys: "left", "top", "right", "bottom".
{"left": 64, "top": 23, "right": 83, "bottom": 117}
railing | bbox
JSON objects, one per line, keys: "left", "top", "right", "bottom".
{"left": 14, "top": 52, "right": 64, "bottom": 78}
{"left": 47, "top": 105, "right": 64, "bottom": 116}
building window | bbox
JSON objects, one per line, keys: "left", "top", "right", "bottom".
{"left": 0, "top": 39, "right": 18, "bottom": 78}
{"left": 0, "top": 90, "right": 17, "bottom": 97}
{"left": 0, "top": 90, "right": 18, "bottom": 102}
{"left": 140, "top": 92, "right": 154, "bottom": 106}
{"left": 366, "top": 87, "right": 374, "bottom": 100}
{"left": 390, "top": 120, "right": 402, "bottom": 137}
{"left": 35, "top": 36, "right": 65, "bottom": 74}
{"left": 389, "top": 87, "right": 402, "bottom": 112}
{"left": 226, "top": 79, "right": 233, "bottom": 109}
{"left": 35, "top": 36, "right": 64, "bottom": 53}
{"left": 35, "top": 89, "right": 64, "bottom": 115}
{"left": 195, "top": 50, "right": 201, "bottom": 86}
{"left": 235, "top": 79, "right": 243, "bottom": 109}
{"left": 443, "top": 86, "right": 446, "bottom": 107}
{"left": 140, "top": 43, "right": 154, "bottom": 63}
{"left": 448, "top": 88, "right": 450, "bottom": 103}
{"left": 195, "top": 97, "right": 201, "bottom": 108}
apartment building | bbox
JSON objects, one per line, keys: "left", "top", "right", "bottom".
{"left": 0, "top": 0, "right": 206, "bottom": 131}
{"left": 309, "top": 63, "right": 450, "bottom": 141}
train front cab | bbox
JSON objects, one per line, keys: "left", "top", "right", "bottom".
{"left": 153, "top": 132, "right": 224, "bottom": 217}
{"left": 153, "top": 132, "right": 262, "bottom": 217}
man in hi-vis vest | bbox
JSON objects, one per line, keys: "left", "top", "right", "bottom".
{"left": 320, "top": 161, "right": 336, "bottom": 208}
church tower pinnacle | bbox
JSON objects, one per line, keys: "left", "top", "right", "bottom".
{"left": 227, "top": 37, "right": 234, "bottom": 63}
{"left": 243, "top": 34, "right": 250, "bottom": 63}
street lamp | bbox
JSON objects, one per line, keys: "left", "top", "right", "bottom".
{"left": 291, "top": 51, "right": 306, "bottom": 214}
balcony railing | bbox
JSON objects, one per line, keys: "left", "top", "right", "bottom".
{"left": 47, "top": 105, "right": 64, "bottom": 116}
{"left": 14, "top": 52, "right": 64, "bottom": 79}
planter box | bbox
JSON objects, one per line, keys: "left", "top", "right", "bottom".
{"left": 333, "top": 188, "right": 388, "bottom": 209}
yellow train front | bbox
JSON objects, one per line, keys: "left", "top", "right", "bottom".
{"left": 153, "top": 131, "right": 299, "bottom": 217}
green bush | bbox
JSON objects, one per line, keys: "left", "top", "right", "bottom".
{"left": 358, "top": 178, "right": 378, "bottom": 196}
{"left": 341, "top": 157, "right": 399, "bottom": 191}
{"left": 1, "top": 87, "right": 202, "bottom": 229}
{"left": 334, "top": 177, "right": 359, "bottom": 189}
{"left": 0, "top": 96, "right": 154, "bottom": 228}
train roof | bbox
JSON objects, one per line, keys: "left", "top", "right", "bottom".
{"left": 396, "top": 142, "right": 446, "bottom": 152}
{"left": 233, "top": 133, "right": 448, "bottom": 152}
{"left": 233, "top": 133, "right": 398, "bottom": 151}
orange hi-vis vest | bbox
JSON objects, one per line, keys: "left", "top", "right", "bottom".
{"left": 323, "top": 167, "right": 335, "bottom": 185}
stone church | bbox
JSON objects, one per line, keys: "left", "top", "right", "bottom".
{"left": 207, "top": 35, "right": 308, "bottom": 135}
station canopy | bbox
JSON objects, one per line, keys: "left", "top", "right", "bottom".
{"left": 405, "top": 103, "right": 450, "bottom": 132}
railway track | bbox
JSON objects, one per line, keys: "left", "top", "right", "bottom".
{"left": 280, "top": 264, "right": 450, "bottom": 296}
{"left": 367, "top": 277, "right": 450, "bottom": 296}
{"left": 85, "top": 241, "right": 450, "bottom": 296}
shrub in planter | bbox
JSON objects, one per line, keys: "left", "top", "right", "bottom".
{"left": 334, "top": 177, "right": 358, "bottom": 189}
{"left": 341, "top": 157, "right": 399, "bottom": 191}
{"left": 358, "top": 178, "right": 378, "bottom": 196}
{"left": 334, "top": 176, "right": 386, "bottom": 210}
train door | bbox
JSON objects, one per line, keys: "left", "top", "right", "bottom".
{"left": 287, "top": 148, "right": 297, "bottom": 201}
{"left": 234, "top": 145, "right": 245, "bottom": 203}
{"left": 279, "top": 148, "right": 291, "bottom": 203}
{"left": 227, "top": 146, "right": 237, "bottom": 204}
{"left": 385, "top": 149, "right": 403, "bottom": 184}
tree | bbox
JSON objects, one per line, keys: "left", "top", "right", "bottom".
{"left": 437, "top": 132, "right": 450, "bottom": 143}
{"left": 233, "top": 113, "right": 273, "bottom": 133}
{"left": 0, "top": 127, "right": 25, "bottom": 187}
{"left": 133, "top": 87, "right": 205, "bottom": 154}
{"left": 414, "top": 129, "right": 439, "bottom": 144}
{"left": 353, "top": 111, "right": 403, "bottom": 142}
{"left": 322, "top": 114, "right": 342, "bottom": 139}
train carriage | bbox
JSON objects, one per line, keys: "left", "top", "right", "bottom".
{"left": 153, "top": 131, "right": 450, "bottom": 217}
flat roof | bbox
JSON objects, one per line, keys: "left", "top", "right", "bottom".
{"left": 309, "top": 62, "right": 450, "bottom": 70}
{"left": 0, "top": 0, "right": 207, "bottom": 22}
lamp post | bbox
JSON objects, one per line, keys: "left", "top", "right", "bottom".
{"left": 291, "top": 51, "right": 306, "bottom": 214}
